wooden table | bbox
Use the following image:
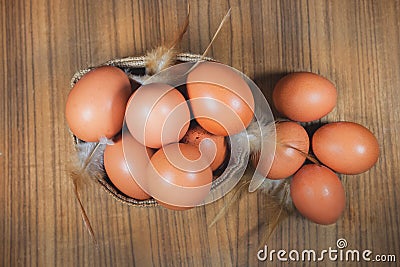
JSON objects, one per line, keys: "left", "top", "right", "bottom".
{"left": 1, "top": 1, "right": 399, "bottom": 266}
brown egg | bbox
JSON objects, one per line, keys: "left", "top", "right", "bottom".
{"left": 66, "top": 66, "right": 132, "bottom": 142}
{"left": 125, "top": 83, "right": 190, "bottom": 149}
{"left": 146, "top": 143, "right": 213, "bottom": 209}
{"left": 273, "top": 72, "right": 337, "bottom": 122}
{"left": 186, "top": 62, "right": 255, "bottom": 136}
{"left": 252, "top": 121, "right": 309, "bottom": 179}
{"left": 290, "top": 164, "right": 346, "bottom": 225}
{"left": 103, "top": 133, "right": 153, "bottom": 200}
{"left": 312, "top": 122, "right": 379, "bottom": 174}
{"left": 181, "top": 125, "right": 227, "bottom": 171}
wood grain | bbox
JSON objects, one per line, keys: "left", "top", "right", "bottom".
{"left": 1, "top": 0, "right": 399, "bottom": 266}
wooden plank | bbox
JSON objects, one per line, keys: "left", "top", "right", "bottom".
{"left": 0, "top": 0, "right": 399, "bottom": 266}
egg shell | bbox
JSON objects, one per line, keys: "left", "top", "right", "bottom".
{"left": 181, "top": 125, "right": 227, "bottom": 171}
{"left": 65, "top": 66, "right": 132, "bottom": 142}
{"left": 273, "top": 72, "right": 337, "bottom": 122}
{"left": 252, "top": 121, "right": 309, "bottom": 179}
{"left": 186, "top": 62, "right": 255, "bottom": 136}
{"left": 290, "top": 164, "right": 346, "bottom": 225}
{"left": 146, "top": 143, "right": 213, "bottom": 208}
{"left": 125, "top": 83, "right": 190, "bottom": 149}
{"left": 312, "top": 121, "right": 379, "bottom": 174}
{"left": 103, "top": 134, "right": 153, "bottom": 200}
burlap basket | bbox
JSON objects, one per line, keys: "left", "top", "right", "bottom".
{"left": 70, "top": 53, "right": 236, "bottom": 207}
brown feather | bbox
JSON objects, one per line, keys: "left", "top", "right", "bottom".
{"left": 168, "top": 3, "right": 190, "bottom": 50}
{"left": 145, "top": 46, "right": 178, "bottom": 76}
{"left": 71, "top": 170, "right": 99, "bottom": 247}
{"left": 258, "top": 181, "right": 292, "bottom": 249}
{"left": 144, "top": 5, "right": 190, "bottom": 75}
{"left": 186, "top": 8, "right": 231, "bottom": 74}
{"left": 208, "top": 174, "right": 251, "bottom": 227}
{"left": 69, "top": 141, "right": 106, "bottom": 245}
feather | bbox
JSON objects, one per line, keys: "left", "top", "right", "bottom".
{"left": 258, "top": 179, "right": 294, "bottom": 249}
{"left": 145, "top": 7, "right": 231, "bottom": 78}
{"left": 71, "top": 170, "right": 99, "bottom": 247}
{"left": 258, "top": 178, "right": 293, "bottom": 212}
{"left": 200, "top": 8, "right": 231, "bottom": 59}
{"left": 278, "top": 142, "right": 321, "bottom": 166}
{"left": 208, "top": 169, "right": 252, "bottom": 227}
{"left": 246, "top": 120, "right": 276, "bottom": 192}
{"left": 144, "top": 5, "right": 190, "bottom": 76}
{"left": 208, "top": 170, "right": 295, "bottom": 244}
{"left": 128, "top": 74, "right": 151, "bottom": 85}
{"left": 74, "top": 141, "right": 106, "bottom": 179}
{"left": 185, "top": 8, "right": 231, "bottom": 75}
{"left": 207, "top": 118, "right": 274, "bottom": 226}
{"left": 69, "top": 140, "right": 107, "bottom": 245}
{"left": 208, "top": 118, "right": 295, "bottom": 243}
{"left": 145, "top": 46, "right": 178, "bottom": 76}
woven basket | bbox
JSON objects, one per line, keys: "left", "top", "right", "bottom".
{"left": 70, "top": 53, "right": 228, "bottom": 207}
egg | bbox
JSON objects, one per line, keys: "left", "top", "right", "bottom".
{"left": 125, "top": 83, "right": 190, "bottom": 149}
{"left": 312, "top": 121, "right": 379, "bottom": 174}
{"left": 252, "top": 121, "right": 309, "bottom": 179}
{"left": 186, "top": 62, "right": 255, "bottom": 136}
{"left": 103, "top": 133, "right": 153, "bottom": 200}
{"left": 181, "top": 125, "right": 227, "bottom": 171}
{"left": 273, "top": 72, "right": 337, "bottom": 122}
{"left": 65, "top": 66, "right": 132, "bottom": 142}
{"left": 290, "top": 164, "right": 346, "bottom": 225}
{"left": 146, "top": 143, "right": 213, "bottom": 209}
